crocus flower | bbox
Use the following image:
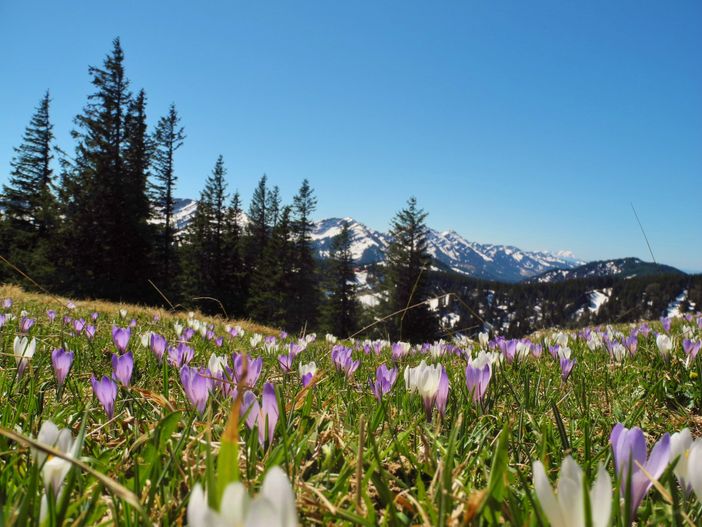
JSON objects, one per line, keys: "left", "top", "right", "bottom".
{"left": 682, "top": 339, "right": 701, "bottom": 364}
{"left": 208, "top": 353, "right": 227, "bottom": 377}
{"left": 187, "top": 466, "right": 298, "bottom": 527}
{"left": 111, "top": 352, "right": 134, "bottom": 386}
{"left": 19, "top": 316, "right": 35, "bottom": 333}
{"left": 91, "top": 312, "right": 99, "bottom": 321}
{"left": 150, "top": 333, "right": 167, "bottom": 362}
{"left": 371, "top": 364, "right": 398, "bottom": 401}
{"left": 119, "top": 308, "right": 127, "bottom": 318}
{"left": 278, "top": 353, "right": 294, "bottom": 373}
{"left": 533, "top": 456, "right": 611, "bottom": 527}
{"left": 250, "top": 333, "right": 263, "bottom": 348}
{"left": 2, "top": 298, "right": 12, "bottom": 309}
{"left": 242, "top": 382, "right": 279, "bottom": 447}
{"left": 391, "top": 341, "right": 411, "bottom": 361}
{"left": 609, "top": 423, "right": 670, "bottom": 520}
{"left": 655, "top": 334, "right": 672, "bottom": 359}
{"left": 233, "top": 353, "right": 263, "bottom": 387}
{"left": 465, "top": 360, "right": 491, "bottom": 403}
{"left": 47, "top": 310, "right": 56, "bottom": 322}
{"left": 51, "top": 348, "right": 74, "bottom": 386}
{"left": 72, "top": 318, "right": 86, "bottom": 334}
{"left": 331, "top": 345, "right": 360, "bottom": 378}
{"left": 35, "top": 421, "right": 77, "bottom": 497}
{"left": 404, "top": 361, "right": 448, "bottom": 420}
{"left": 558, "top": 348, "right": 576, "bottom": 383}
{"left": 478, "top": 331, "right": 489, "bottom": 349}
{"left": 168, "top": 343, "right": 194, "bottom": 368}
{"left": 623, "top": 335, "right": 638, "bottom": 356}
{"left": 111, "top": 326, "right": 131, "bottom": 353}
{"left": 299, "top": 362, "right": 317, "bottom": 387}
{"left": 182, "top": 327, "right": 195, "bottom": 341}
{"left": 670, "top": 428, "right": 695, "bottom": 495}
{"left": 660, "top": 317, "right": 672, "bottom": 333}
{"left": 91, "top": 376, "right": 118, "bottom": 418}
{"left": 688, "top": 439, "right": 702, "bottom": 501}
{"left": 180, "top": 366, "right": 212, "bottom": 415}
{"left": 13, "top": 336, "right": 36, "bottom": 378}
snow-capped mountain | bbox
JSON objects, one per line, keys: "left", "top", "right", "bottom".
{"left": 527, "top": 257, "right": 683, "bottom": 284}
{"left": 166, "top": 201, "right": 585, "bottom": 282}
{"left": 310, "top": 217, "right": 584, "bottom": 282}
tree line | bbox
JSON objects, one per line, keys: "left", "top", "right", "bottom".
{"left": 0, "top": 38, "right": 439, "bottom": 341}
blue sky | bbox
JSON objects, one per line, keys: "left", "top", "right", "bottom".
{"left": 1, "top": 1, "right": 700, "bottom": 271}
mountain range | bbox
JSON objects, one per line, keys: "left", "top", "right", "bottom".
{"left": 169, "top": 198, "right": 682, "bottom": 283}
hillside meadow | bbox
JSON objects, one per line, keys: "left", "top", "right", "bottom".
{"left": 1, "top": 284, "right": 701, "bottom": 526}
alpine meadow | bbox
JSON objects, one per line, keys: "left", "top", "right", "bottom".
{"left": 1, "top": 3, "right": 701, "bottom": 527}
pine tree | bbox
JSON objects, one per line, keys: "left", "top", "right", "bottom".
{"left": 384, "top": 197, "right": 437, "bottom": 342}
{"left": 248, "top": 206, "right": 295, "bottom": 327}
{"left": 245, "top": 174, "right": 269, "bottom": 271}
{"left": 59, "top": 38, "right": 153, "bottom": 300}
{"left": 0, "top": 91, "right": 58, "bottom": 284}
{"left": 321, "top": 220, "right": 359, "bottom": 337}
{"left": 289, "top": 179, "right": 320, "bottom": 331}
{"left": 151, "top": 104, "right": 185, "bottom": 292}
{"left": 222, "top": 191, "right": 245, "bottom": 315}
{"left": 179, "top": 156, "right": 229, "bottom": 311}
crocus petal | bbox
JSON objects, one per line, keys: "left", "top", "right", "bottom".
{"left": 219, "top": 482, "right": 249, "bottom": 525}
{"left": 258, "top": 466, "right": 298, "bottom": 527}
{"left": 533, "top": 461, "right": 565, "bottom": 527}
{"left": 688, "top": 440, "right": 702, "bottom": 501}
{"left": 590, "top": 464, "right": 612, "bottom": 527}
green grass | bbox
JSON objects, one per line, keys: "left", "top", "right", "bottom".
{"left": 0, "top": 284, "right": 701, "bottom": 525}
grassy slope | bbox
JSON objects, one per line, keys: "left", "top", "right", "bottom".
{"left": 0, "top": 284, "right": 701, "bottom": 525}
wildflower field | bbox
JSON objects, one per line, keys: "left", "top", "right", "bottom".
{"left": 1, "top": 284, "right": 701, "bottom": 526}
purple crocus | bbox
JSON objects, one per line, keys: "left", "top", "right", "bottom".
{"left": 181, "top": 327, "right": 195, "bottom": 342}
{"left": 91, "top": 375, "right": 118, "bottom": 418}
{"left": 85, "top": 325, "right": 96, "bottom": 340}
{"left": 0, "top": 314, "right": 6, "bottom": 328}
{"left": 47, "top": 310, "right": 57, "bottom": 323}
{"left": 180, "top": 366, "right": 212, "bottom": 415}
{"left": 19, "top": 317, "right": 35, "bottom": 333}
{"left": 111, "top": 326, "right": 131, "bottom": 353}
{"left": 91, "top": 312, "right": 99, "bottom": 321}
{"left": 242, "top": 382, "right": 279, "bottom": 447}
{"left": 623, "top": 335, "right": 638, "bottom": 356}
{"left": 278, "top": 353, "right": 294, "bottom": 373}
{"left": 610, "top": 423, "right": 670, "bottom": 521}
{"left": 559, "top": 356, "right": 576, "bottom": 382}
{"left": 51, "top": 348, "right": 74, "bottom": 386}
{"left": 660, "top": 317, "right": 672, "bottom": 333}
{"left": 371, "top": 364, "right": 398, "bottom": 401}
{"left": 150, "top": 333, "right": 167, "bottom": 363}
{"left": 331, "top": 345, "right": 360, "bottom": 378}
{"left": 2, "top": 298, "right": 12, "bottom": 309}
{"left": 465, "top": 362, "right": 491, "bottom": 403}
{"left": 168, "top": 343, "right": 194, "bottom": 368}
{"left": 233, "top": 353, "right": 263, "bottom": 387}
{"left": 111, "top": 352, "right": 134, "bottom": 386}
{"left": 72, "top": 318, "right": 86, "bottom": 334}
{"left": 435, "top": 367, "right": 449, "bottom": 417}
{"left": 683, "top": 339, "right": 701, "bottom": 363}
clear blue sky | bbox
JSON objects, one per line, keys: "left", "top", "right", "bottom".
{"left": 1, "top": 1, "right": 700, "bottom": 271}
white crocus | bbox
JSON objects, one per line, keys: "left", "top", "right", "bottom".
{"left": 404, "top": 360, "right": 442, "bottom": 400}
{"left": 429, "top": 340, "right": 447, "bottom": 359}
{"left": 174, "top": 322, "right": 184, "bottom": 337}
{"left": 533, "top": 456, "right": 611, "bottom": 527}
{"left": 516, "top": 341, "right": 531, "bottom": 360}
{"left": 478, "top": 331, "right": 489, "bottom": 349}
{"left": 119, "top": 308, "right": 128, "bottom": 318}
{"left": 14, "top": 336, "right": 37, "bottom": 377}
{"left": 656, "top": 334, "right": 673, "bottom": 357}
{"left": 250, "top": 334, "right": 263, "bottom": 348}
{"left": 587, "top": 334, "right": 603, "bottom": 351}
{"left": 555, "top": 332, "right": 569, "bottom": 348}
{"left": 325, "top": 334, "right": 337, "bottom": 344}
{"left": 140, "top": 331, "right": 152, "bottom": 348}
{"left": 670, "top": 428, "right": 701, "bottom": 496}
{"left": 208, "top": 353, "right": 227, "bottom": 377}
{"left": 688, "top": 439, "right": 702, "bottom": 501}
{"left": 187, "top": 466, "right": 298, "bottom": 527}
{"left": 34, "top": 421, "right": 77, "bottom": 496}
{"left": 610, "top": 343, "right": 627, "bottom": 363}
{"left": 299, "top": 362, "right": 317, "bottom": 378}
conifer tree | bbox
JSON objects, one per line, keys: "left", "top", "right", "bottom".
{"left": 0, "top": 91, "right": 57, "bottom": 283}
{"left": 59, "top": 38, "right": 153, "bottom": 300}
{"left": 248, "top": 206, "right": 294, "bottom": 326}
{"left": 384, "top": 197, "right": 437, "bottom": 342}
{"left": 152, "top": 104, "right": 185, "bottom": 291}
{"left": 222, "top": 191, "right": 245, "bottom": 315}
{"left": 179, "top": 156, "right": 229, "bottom": 311}
{"left": 321, "top": 220, "right": 359, "bottom": 337}
{"left": 245, "top": 175, "right": 269, "bottom": 270}
{"left": 290, "top": 179, "right": 320, "bottom": 330}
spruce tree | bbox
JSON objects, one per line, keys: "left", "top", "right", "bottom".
{"left": 222, "top": 191, "right": 246, "bottom": 315}
{"left": 290, "top": 179, "right": 320, "bottom": 330}
{"left": 59, "top": 38, "right": 153, "bottom": 300}
{"left": 384, "top": 197, "right": 437, "bottom": 342}
{"left": 245, "top": 174, "right": 269, "bottom": 270}
{"left": 152, "top": 103, "right": 185, "bottom": 292}
{"left": 0, "top": 91, "right": 57, "bottom": 283}
{"left": 248, "top": 205, "right": 294, "bottom": 327}
{"left": 321, "top": 220, "right": 359, "bottom": 337}
{"left": 179, "top": 156, "right": 229, "bottom": 311}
